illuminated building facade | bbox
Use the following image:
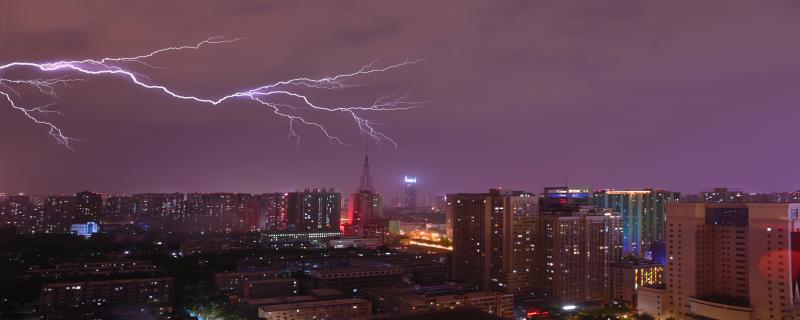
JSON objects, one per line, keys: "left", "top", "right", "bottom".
{"left": 131, "top": 193, "right": 185, "bottom": 225}
{"left": 186, "top": 192, "right": 236, "bottom": 232}
{"left": 403, "top": 176, "right": 418, "bottom": 208}
{"left": 74, "top": 190, "right": 103, "bottom": 221}
{"left": 287, "top": 189, "right": 341, "bottom": 232}
{"left": 328, "top": 236, "right": 383, "bottom": 249}
{"left": 448, "top": 189, "right": 538, "bottom": 294}
{"left": 594, "top": 189, "right": 680, "bottom": 256}
{"left": 533, "top": 208, "right": 622, "bottom": 303}
{"left": 261, "top": 231, "right": 343, "bottom": 249}
{"left": 70, "top": 221, "right": 99, "bottom": 238}
{"left": 0, "top": 194, "right": 32, "bottom": 230}
{"left": 651, "top": 203, "right": 800, "bottom": 320}
{"left": 102, "top": 196, "right": 134, "bottom": 221}
{"left": 610, "top": 258, "right": 664, "bottom": 307}
{"left": 255, "top": 193, "right": 289, "bottom": 231}
{"left": 41, "top": 195, "right": 76, "bottom": 234}
{"left": 39, "top": 277, "right": 173, "bottom": 315}
{"left": 346, "top": 191, "right": 382, "bottom": 236}
{"left": 700, "top": 187, "right": 745, "bottom": 203}
{"left": 345, "top": 149, "right": 383, "bottom": 236}
{"left": 540, "top": 186, "right": 592, "bottom": 212}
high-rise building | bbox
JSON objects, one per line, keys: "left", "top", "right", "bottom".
{"left": 185, "top": 193, "right": 239, "bottom": 232}
{"left": 432, "top": 195, "right": 447, "bottom": 212}
{"left": 403, "top": 176, "right": 418, "bottom": 208}
{"left": 644, "top": 203, "right": 800, "bottom": 320}
{"left": 102, "top": 196, "right": 134, "bottom": 221}
{"left": 255, "top": 193, "right": 288, "bottom": 231}
{"left": 347, "top": 191, "right": 382, "bottom": 236}
{"left": 41, "top": 195, "right": 75, "bottom": 234}
{"left": 221, "top": 193, "right": 258, "bottom": 233}
{"left": 540, "top": 186, "right": 592, "bottom": 212}
{"left": 448, "top": 189, "right": 537, "bottom": 294}
{"left": 287, "top": 189, "right": 341, "bottom": 232}
{"left": 74, "top": 191, "right": 102, "bottom": 221}
{"left": 132, "top": 193, "right": 185, "bottom": 220}
{"left": 594, "top": 189, "right": 680, "bottom": 257}
{"left": 242, "top": 201, "right": 261, "bottom": 232}
{"left": 0, "top": 194, "right": 32, "bottom": 230}
{"left": 346, "top": 148, "right": 383, "bottom": 236}
{"left": 358, "top": 147, "right": 374, "bottom": 193}
{"left": 533, "top": 208, "right": 623, "bottom": 303}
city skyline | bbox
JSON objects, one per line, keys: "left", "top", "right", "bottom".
{"left": 3, "top": 1, "right": 800, "bottom": 195}
{"left": 4, "top": 2, "right": 800, "bottom": 320}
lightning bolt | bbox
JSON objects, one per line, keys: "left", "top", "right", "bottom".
{"left": 0, "top": 36, "right": 424, "bottom": 150}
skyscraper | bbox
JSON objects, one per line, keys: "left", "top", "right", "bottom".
{"left": 346, "top": 148, "right": 383, "bottom": 236}
{"left": 403, "top": 176, "right": 418, "bottom": 208}
{"left": 642, "top": 203, "right": 800, "bottom": 320}
{"left": 532, "top": 208, "right": 622, "bottom": 303}
{"left": 287, "top": 189, "right": 341, "bottom": 232}
{"left": 594, "top": 189, "right": 680, "bottom": 257}
{"left": 448, "top": 189, "right": 537, "bottom": 294}
{"left": 358, "top": 147, "right": 374, "bottom": 193}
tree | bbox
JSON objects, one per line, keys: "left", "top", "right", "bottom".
{"left": 637, "top": 313, "right": 655, "bottom": 320}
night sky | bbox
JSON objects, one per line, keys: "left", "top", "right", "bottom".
{"left": 2, "top": 0, "right": 800, "bottom": 197}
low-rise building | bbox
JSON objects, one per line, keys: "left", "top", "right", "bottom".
{"left": 310, "top": 266, "right": 403, "bottom": 292}
{"left": 25, "top": 260, "right": 159, "bottom": 279}
{"left": 244, "top": 279, "right": 298, "bottom": 300}
{"left": 610, "top": 258, "right": 664, "bottom": 307}
{"left": 637, "top": 285, "right": 668, "bottom": 320}
{"left": 39, "top": 277, "right": 173, "bottom": 315}
{"left": 329, "top": 236, "right": 383, "bottom": 249}
{"left": 244, "top": 295, "right": 318, "bottom": 313}
{"left": 362, "top": 288, "right": 514, "bottom": 319}
{"left": 258, "top": 298, "right": 371, "bottom": 320}
{"left": 261, "top": 231, "right": 343, "bottom": 249}
{"left": 214, "top": 270, "right": 284, "bottom": 295}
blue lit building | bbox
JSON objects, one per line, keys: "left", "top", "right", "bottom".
{"left": 70, "top": 221, "right": 99, "bottom": 238}
{"left": 593, "top": 189, "right": 679, "bottom": 256}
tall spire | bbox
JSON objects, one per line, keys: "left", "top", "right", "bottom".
{"left": 358, "top": 145, "right": 374, "bottom": 192}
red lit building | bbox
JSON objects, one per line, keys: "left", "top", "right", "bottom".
{"left": 343, "top": 148, "right": 383, "bottom": 236}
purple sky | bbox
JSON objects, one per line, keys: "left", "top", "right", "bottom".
{"left": 1, "top": 0, "right": 800, "bottom": 197}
